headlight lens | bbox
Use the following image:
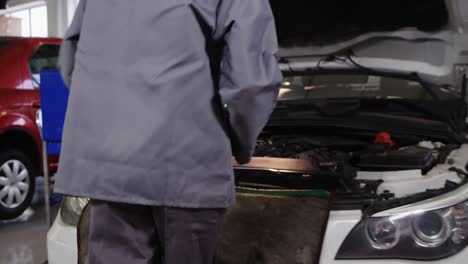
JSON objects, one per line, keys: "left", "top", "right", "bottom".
{"left": 60, "top": 196, "right": 89, "bottom": 226}
{"left": 412, "top": 210, "right": 452, "bottom": 248}
{"left": 337, "top": 200, "right": 468, "bottom": 260}
{"left": 366, "top": 218, "right": 400, "bottom": 250}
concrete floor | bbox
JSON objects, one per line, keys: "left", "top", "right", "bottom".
{"left": 0, "top": 178, "right": 60, "bottom": 264}
{"left": 0, "top": 205, "right": 59, "bottom": 264}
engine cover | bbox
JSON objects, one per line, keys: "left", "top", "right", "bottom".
{"left": 357, "top": 146, "right": 436, "bottom": 173}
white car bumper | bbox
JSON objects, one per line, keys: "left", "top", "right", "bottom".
{"left": 48, "top": 208, "right": 468, "bottom": 264}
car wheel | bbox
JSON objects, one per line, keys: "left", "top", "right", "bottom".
{"left": 0, "top": 149, "right": 36, "bottom": 220}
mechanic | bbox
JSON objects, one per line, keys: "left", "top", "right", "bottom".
{"left": 55, "top": 0, "right": 282, "bottom": 263}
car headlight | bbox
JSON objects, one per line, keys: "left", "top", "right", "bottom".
{"left": 35, "top": 109, "right": 42, "bottom": 132}
{"left": 337, "top": 200, "right": 468, "bottom": 260}
{"left": 60, "top": 196, "right": 89, "bottom": 226}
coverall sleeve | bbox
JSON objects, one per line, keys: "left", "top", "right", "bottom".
{"left": 59, "top": 0, "right": 87, "bottom": 88}
{"left": 216, "top": 0, "right": 283, "bottom": 164}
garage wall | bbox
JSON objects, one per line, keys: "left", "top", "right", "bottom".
{"left": 46, "top": 0, "right": 79, "bottom": 37}
{"left": 0, "top": 1, "right": 47, "bottom": 37}
{"left": 6, "top": 0, "right": 77, "bottom": 37}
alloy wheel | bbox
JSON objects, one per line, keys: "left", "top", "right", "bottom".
{"left": 0, "top": 160, "right": 30, "bottom": 209}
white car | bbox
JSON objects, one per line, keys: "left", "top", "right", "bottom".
{"left": 48, "top": 0, "right": 468, "bottom": 263}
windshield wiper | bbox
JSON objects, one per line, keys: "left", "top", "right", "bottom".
{"left": 278, "top": 98, "right": 362, "bottom": 116}
{"left": 314, "top": 98, "right": 361, "bottom": 116}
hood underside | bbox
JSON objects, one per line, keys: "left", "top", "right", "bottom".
{"left": 271, "top": 0, "right": 468, "bottom": 85}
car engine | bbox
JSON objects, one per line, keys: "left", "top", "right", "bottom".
{"left": 234, "top": 133, "right": 461, "bottom": 211}
{"left": 253, "top": 134, "right": 438, "bottom": 173}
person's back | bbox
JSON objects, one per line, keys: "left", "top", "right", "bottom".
{"left": 56, "top": 0, "right": 282, "bottom": 263}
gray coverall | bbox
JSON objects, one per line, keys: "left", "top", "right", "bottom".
{"left": 56, "top": 0, "right": 282, "bottom": 263}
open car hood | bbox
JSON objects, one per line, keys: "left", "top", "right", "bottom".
{"left": 272, "top": 0, "right": 468, "bottom": 86}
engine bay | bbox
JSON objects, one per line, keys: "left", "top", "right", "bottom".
{"left": 254, "top": 134, "right": 441, "bottom": 173}
{"left": 234, "top": 132, "right": 467, "bottom": 213}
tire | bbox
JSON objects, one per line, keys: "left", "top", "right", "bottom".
{"left": 0, "top": 149, "right": 36, "bottom": 220}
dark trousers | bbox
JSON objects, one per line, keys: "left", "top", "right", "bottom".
{"left": 87, "top": 200, "right": 225, "bottom": 264}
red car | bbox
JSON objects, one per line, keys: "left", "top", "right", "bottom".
{"left": 0, "top": 37, "right": 61, "bottom": 220}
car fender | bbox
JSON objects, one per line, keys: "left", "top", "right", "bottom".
{"left": 0, "top": 111, "right": 41, "bottom": 143}
{"left": 0, "top": 112, "right": 43, "bottom": 172}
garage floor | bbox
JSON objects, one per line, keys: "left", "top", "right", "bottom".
{"left": 0, "top": 205, "right": 59, "bottom": 264}
{"left": 0, "top": 178, "right": 60, "bottom": 264}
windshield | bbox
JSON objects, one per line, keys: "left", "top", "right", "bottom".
{"left": 0, "top": 40, "right": 11, "bottom": 51}
{"left": 278, "top": 74, "right": 459, "bottom": 101}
